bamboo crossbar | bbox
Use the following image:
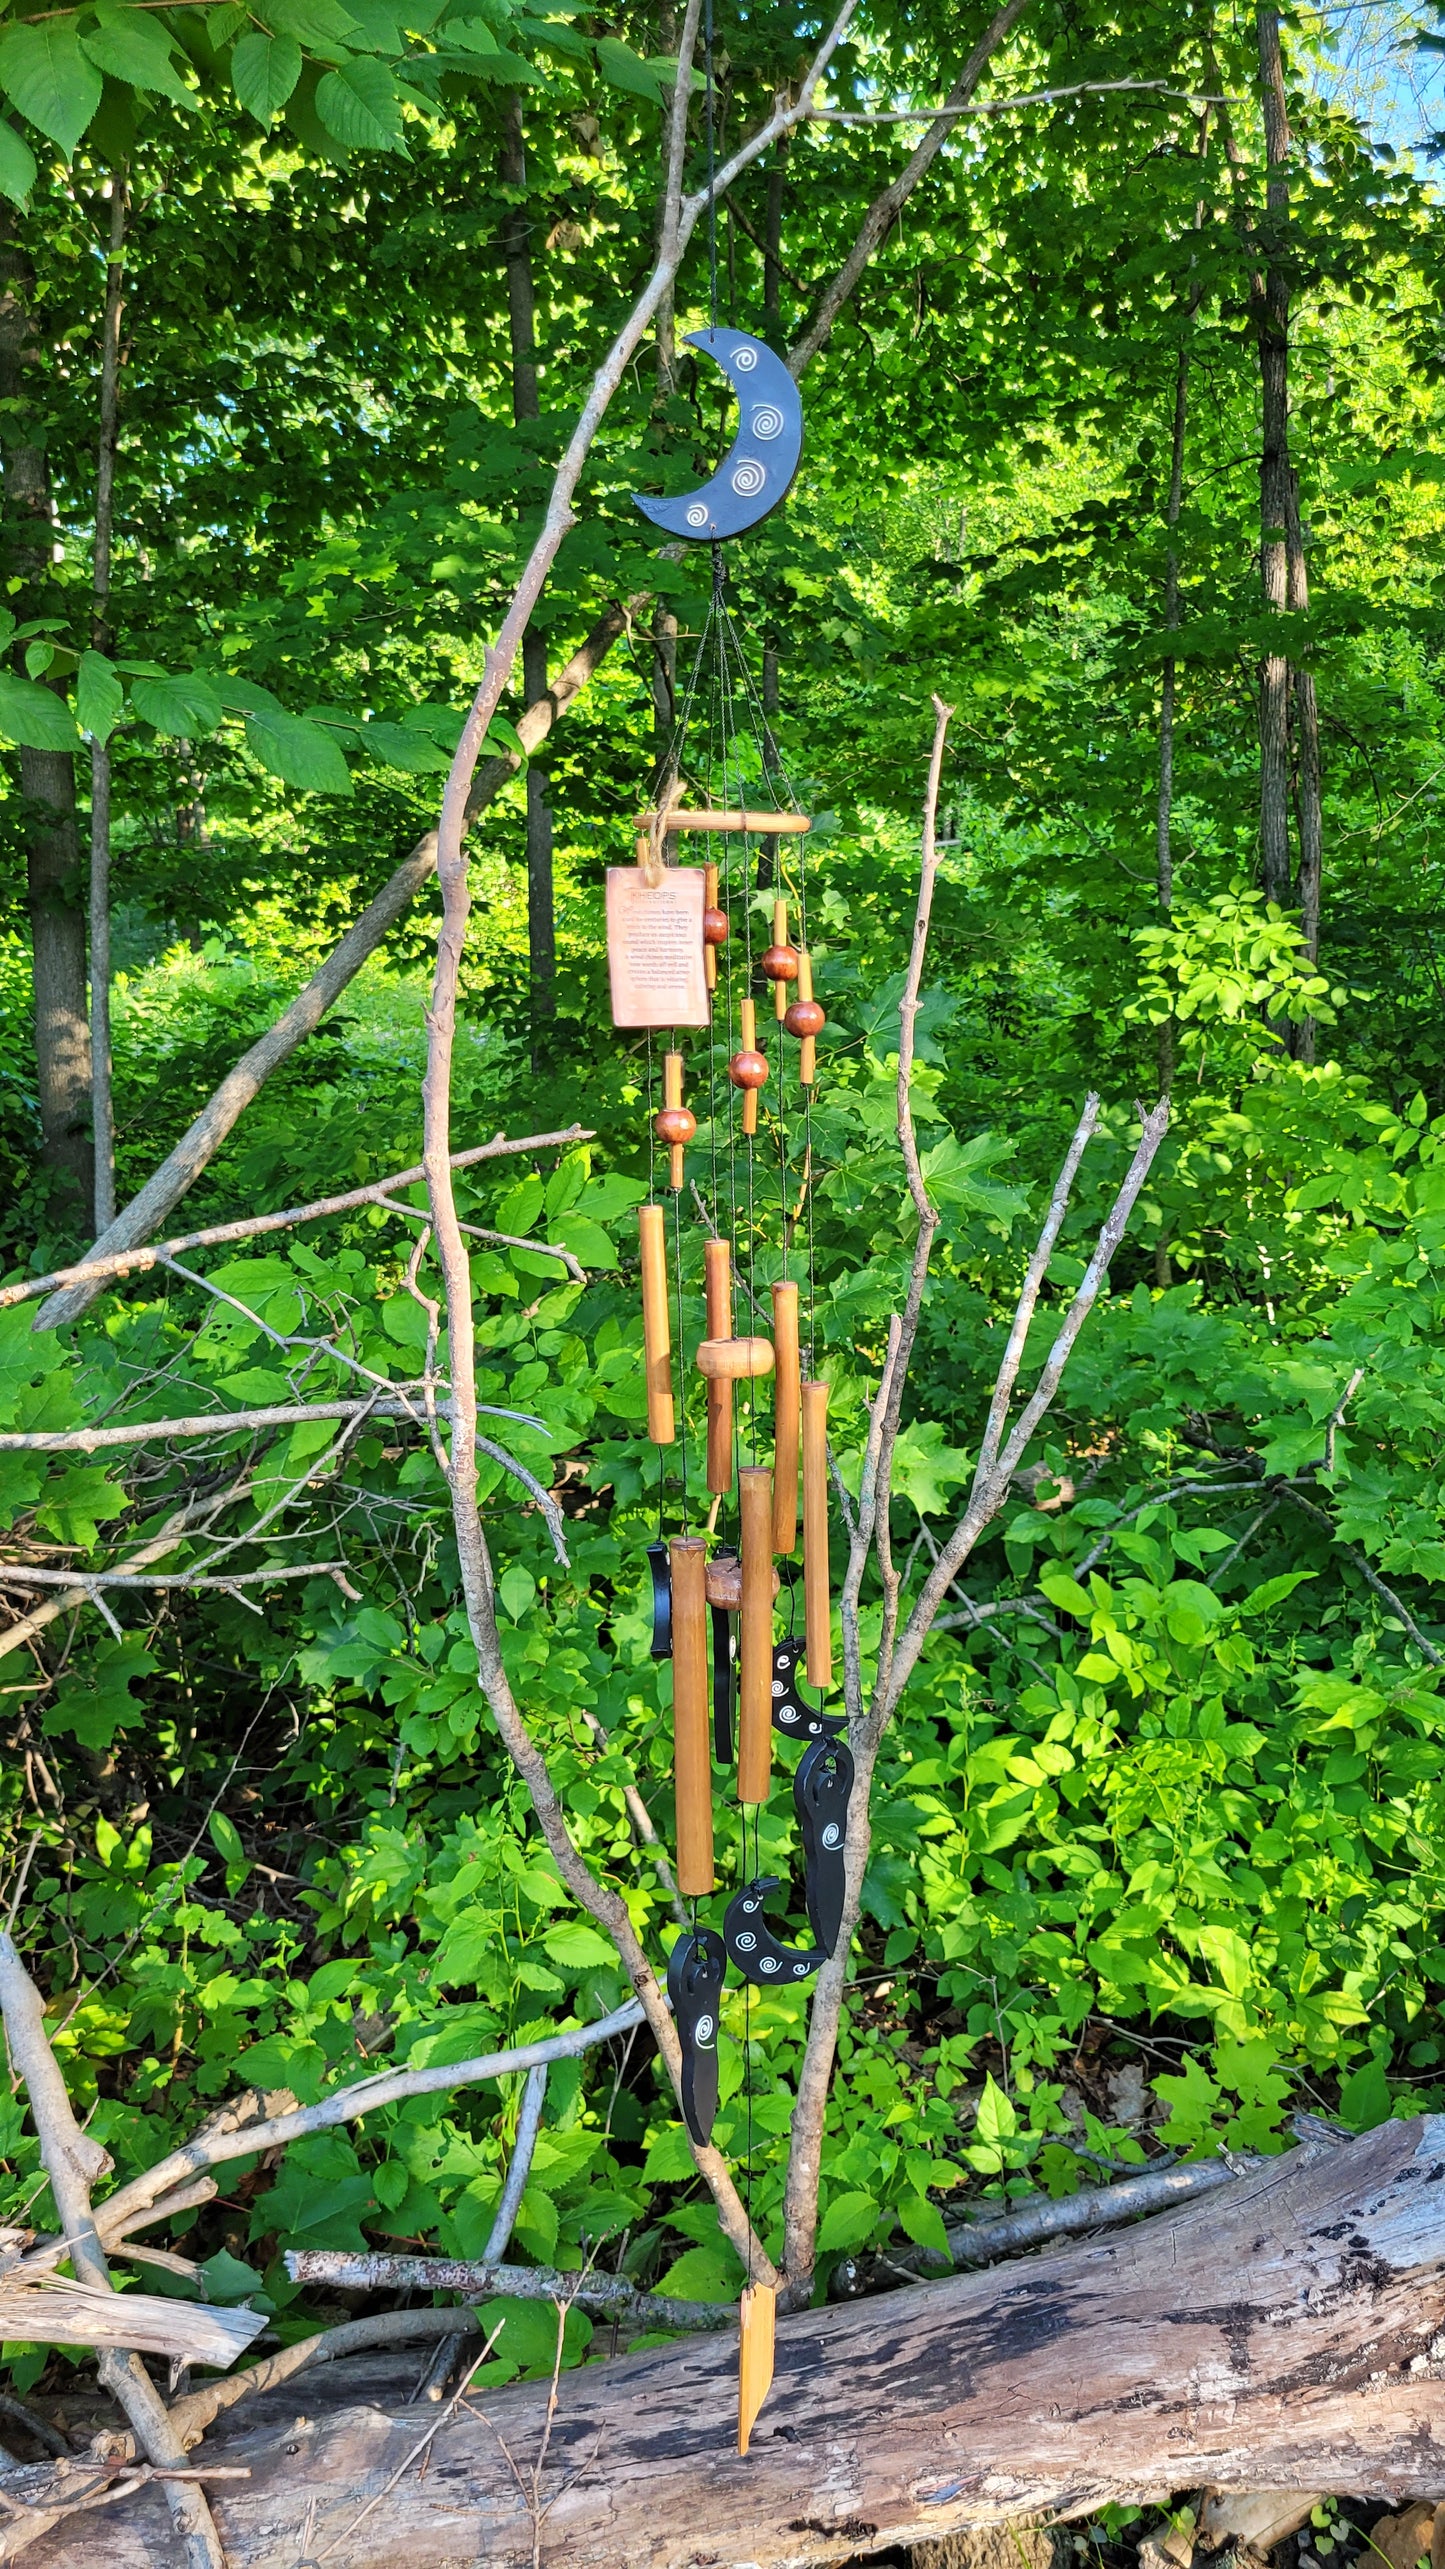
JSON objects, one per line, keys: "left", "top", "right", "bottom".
{"left": 635, "top": 809, "right": 810, "bottom": 835}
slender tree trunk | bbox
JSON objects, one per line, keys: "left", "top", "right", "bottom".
{"left": 0, "top": 216, "right": 93, "bottom": 1218}
{"left": 1286, "top": 462, "right": 1321, "bottom": 1062}
{"left": 1256, "top": 7, "right": 1293, "bottom": 914}
{"left": 90, "top": 170, "right": 128, "bottom": 1236}
{"left": 763, "top": 132, "right": 788, "bottom": 337}
{"left": 501, "top": 96, "right": 555, "bottom": 1069}
{"left": 1155, "top": 119, "right": 1209, "bottom": 1109}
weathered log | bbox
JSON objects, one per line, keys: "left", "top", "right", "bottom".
{"left": 0, "top": 2280, "right": 263, "bottom": 2369}
{"left": 25, "top": 2117, "right": 1445, "bottom": 2568}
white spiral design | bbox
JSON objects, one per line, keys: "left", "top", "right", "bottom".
{"left": 695, "top": 2013, "right": 714, "bottom": 2044}
{"left": 735, "top": 1930, "right": 757, "bottom": 1952}
{"left": 686, "top": 502, "right": 709, "bottom": 528}
{"left": 733, "top": 345, "right": 758, "bottom": 370}
{"left": 761, "top": 1956, "right": 781, "bottom": 1974}
{"left": 731, "top": 458, "right": 766, "bottom": 498}
{"left": 750, "top": 404, "right": 785, "bottom": 441}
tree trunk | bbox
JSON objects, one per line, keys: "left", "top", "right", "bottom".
{"left": 0, "top": 217, "right": 92, "bottom": 1217}
{"left": 1256, "top": 7, "right": 1293, "bottom": 916}
{"left": 500, "top": 94, "right": 554, "bottom": 1067}
{"left": 90, "top": 169, "right": 128, "bottom": 1237}
{"left": 1286, "top": 462, "right": 1322, "bottom": 1061}
{"left": 42, "top": 2117, "right": 1445, "bottom": 2568}
{"left": 1156, "top": 340, "right": 1186, "bottom": 1102}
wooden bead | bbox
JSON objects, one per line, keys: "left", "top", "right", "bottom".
{"left": 784, "top": 997, "right": 825, "bottom": 1039}
{"left": 728, "top": 1048, "right": 769, "bottom": 1091}
{"left": 705, "top": 1553, "right": 781, "bottom": 1610}
{"left": 654, "top": 1105, "right": 697, "bottom": 1145}
{"left": 695, "top": 1335, "right": 776, "bottom": 1380}
{"left": 760, "top": 943, "right": 799, "bottom": 983}
{"left": 703, "top": 908, "right": 730, "bottom": 947}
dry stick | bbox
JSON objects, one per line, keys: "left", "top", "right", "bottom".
{"left": 0, "top": 1935, "right": 226, "bottom": 2569}
{"left": 168, "top": 2307, "right": 495, "bottom": 2450}
{"left": 1280, "top": 1486, "right": 1443, "bottom": 1665}
{"left": 284, "top": 2251, "right": 728, "bottom": 2336}
{"left": 0, "top": 1562, "right": 343, "bottom": 1591}
{"left": 416, "top": 2058, "right": 550, "bottom": 2402}
{"left": 34, "top": 605, "right": 629, "bottom": 1334}
{"left": 3, "top": 1126, "right": 591, "bottom": 1312}
{"left": 0, "top": 1394, "right": 426, "bottom": 1454}
{"left": 89, "top": 167, "right": 127, "bottom": 1240}
{"left": 579, "top": 1710, "right": 688, "bottom": 1931}
{"left": 0, "top": 1473, "right": 254, "bottom": 1664}
{"left": 419, "top": 0, "right": 860, "bottom": 2301}
{"left": 974, "top": 1098, "right": 1100, "bottom": 1486}
{"left": 789, "top": 0, "right": 1033, "bottom": 373}
{"left": 67, "top": 2001, "right": 645, "bottom": 2247}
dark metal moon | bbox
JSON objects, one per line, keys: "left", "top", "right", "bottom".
{"left": 633, "top": 327, "right": 803, "bottom": 542}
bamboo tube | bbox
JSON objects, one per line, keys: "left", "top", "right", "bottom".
{"left": 704, "top": 861, "right": 718, "bottom": 992}
{"left": 738, "top": 2280, "right": 776, "bottom": 2456}
{"left": 802, "top": 1378, "right": 831, "bottom": 1685}
{"left": 703, "top": 1238, "right": 732, "bottom": 1496}
{"left": 771, "top": 1281, "right": 800, "bottom": 1555}
{"left": 639, "top": 1206, "right": 674, "bottom": 1445}
{"left": 738, "top": 1464, "right": 774, "bottom": 1804}
{"left": 663, "top": 1050, "right": 686, "bottom": 1191}
{"left": 669, "top": 1536, "right": 712, "bottom": 1896}
{"left": 772, "top": 898, "right": 789, "bottom": 1020}
{"left": 797, "top": 949, "right": 817, "bottom": 1086}
{"left": 635, "top": 808, "right": 810, "bottom": 835}
{"left": 741, "top": 997, "right": 760, "bottom": 1137}
{"left": 696, "top": 1336, "right": 774, "bottom": 1380}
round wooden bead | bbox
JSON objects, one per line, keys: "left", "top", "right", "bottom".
{"left": 784, "top": 998, "right": 825, "bottom": 1039}
{"left": 654, "top": 1105, "right": 697, "bottom": 1145}
{"left": 760, "top": 943, "right": 799, "bottom": 983}
{"left": 695, "top": 1335, "right": 776, "bottom": 1380}
{"left": 702, "top": 907, "right": 730, "bottom": 947}
{"left": 727, "top": 1048, "right": 769, "bottom": 1090}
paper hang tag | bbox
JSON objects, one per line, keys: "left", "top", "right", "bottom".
{"left": 607, "top": 865, "right": 710, "bottom": 1029}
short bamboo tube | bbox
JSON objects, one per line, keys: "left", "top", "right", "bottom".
{"left": 802, "top": 1378, "right": 832, "bottom": 1686}
{"left": 696, "top": 1336, "right": 774, "bottom": 1380}
{"left": 738, "top": 1464, "right": 774, "bottom": 1805}
{"left": 663, "top": 1049, "right": 686, "bottom": 1191}
{"left": 705, "top": 861, "right": 719, "bottom": 993}
{"left": 772, "top": 899, "right": 789, "bottom": 1020}
{"left": 771, "top": 1282, "right": 800, "bottom": 1554}
{"left": 797, "top": 949, "right": 818, "bottom": 1086}
{"left": 639, "top": 1205, "right": 674, "bottom": 1445}
{"left": 704, "top": 1238, "right": 732, "bottom": 1496}
{"left": 669, "top": 1536, "right": 712, "bottom": 1896}
{"left": 738, "top": 2280, "right": 776, "bottom": 2456}
{"left": 741, "top": 997, "right": 760, "bottom": 1137}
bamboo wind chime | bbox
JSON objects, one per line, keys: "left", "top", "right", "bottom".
{"left": 610, "top": 320, "right": 852, "bottom": 2455}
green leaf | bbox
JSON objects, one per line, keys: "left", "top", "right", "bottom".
{"left": 1238, "top": 1570, "right": 1316, "bottom": 1617}
{"left": 262, "top": 0, "right": 361, "bottom": 49}
{"left": 593, "top": 33, "right": 661, "bottom": 100}
{"left": 896, "top": 2192, "right": 952, "bottom": 2258}
{"left": 0, "top": 670, "right": 81, "bottom": 751}
{"left": 1337, "top": 2058, "right": 1391, "bottom": 2131}
{"left": 81, "top": 9, "right": 194, "bottom": 105}
{"left": 231, "top": 30, "right": 302, "bottom": 117}
{"left": 208, "top": 1810, "right": 245, "bottom": 1865}
{"left": 542, "top": 1921, "right": 618, "bottom": 1969}
{"left": 315, "top": 56, "right": 408, "bottom": 150}
{"left": 816, "top": 2188, "right": 880, "bottom": 2253}
{"left": 0, "top": 118, "right": 36, "bottom": 205}
{"left": 0, "top": 20, "right": 102, "bottom": 151}
{"left": 1040, "top": 1570, "right": 1094, "bottom": 1618}
{"left": 498, "top": 1564, "right": 535, "bottom": 1621}
{"left": 77, "top": 650, "right": 124, "bottom": 744}
{"left": 362, "top": 718, "right": 451, "bottom": 773}
{"left": 245, "top": 709, "right": 353, "bottom": 794}
{"left": 974, "top": 2072, "right": 1017, "bottom": 2145}
{"left": 656, "top": 2243, "right": 740, "bottom": 2301}
{"left": 130, "top": 670, "right": 223, "bottom": 738}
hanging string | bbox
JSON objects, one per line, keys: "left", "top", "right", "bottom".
{"left": 704, "top": 0, "right": 718, "bottom": 335}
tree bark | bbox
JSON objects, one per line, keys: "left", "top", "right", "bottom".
{"left": 1256, "top": 7, "right": 1293, "bottom": 914}
{"left": 1286, "top": 460, "right": 1322, "bottom": 1061}
{"left": 0, "top": 216, "right": 93, "bottom": 1217}
{"left": 36, "top": 2117, "right": 1445, "bottom": 2568}
{"left": 90, "top": 169, "right": 128, "bottom": 1237}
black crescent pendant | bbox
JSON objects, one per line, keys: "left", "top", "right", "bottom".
{"left": 771, "top": 1633, "right": 844, "bottom": 1743}
{"left": 633, "top": 328, "right": 803, "bottom": 543}
{"left": 723, "top": 1875, "right": 825, "bottom": 1987}
{"left": 667, "top": 1927, "right": 727, "bottom": 2146}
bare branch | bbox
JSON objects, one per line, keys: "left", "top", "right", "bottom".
{"left": 285, "top": 2250, "right": 729, "bottom": 2335}
{"left": 806, "top": 79, "right": 1236, "bottom": 123}
{"left": 975, "top": 1096, "right": 1100, "bottom": 1486}
{"left": 77, "top": 2002, "right": 646, "bottom": 2246}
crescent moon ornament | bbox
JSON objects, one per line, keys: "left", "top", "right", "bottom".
{"left": 633, "top": 327, "right": 803, "bottom": 542}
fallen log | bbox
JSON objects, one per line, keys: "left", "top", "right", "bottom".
{"left": 23, "top": 2114, "right": 1445, "bottom": 2568}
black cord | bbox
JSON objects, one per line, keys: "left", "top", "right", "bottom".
{"left": 705, "top": 0, "right": 718, "bottom": 334}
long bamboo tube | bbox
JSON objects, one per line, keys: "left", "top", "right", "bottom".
{"left": 741, "top": 997, "right": 760, "bottom": 1138}
{"left": 669, "top": 1536, "right": 712, "bottom": 1896}
{"left": 796, "top": 949, "right": 817, "bottom": 1086}
{"left": 663, "top": 1050, "right": 685, "bottom": 1191}
{"left": 639, "top": 1205, "right": 674, "bottom": 1445}
{"left": 801, "top": 1378, "right": 831, "bottom": 1686}
{"left": 772, "top": 898, "right": 789, "bottom": 1020}
{"left": 771, "top": 1281, "right": 800, "bottom": 1555}
{"left": 703, "top": 1237, "right": 732, "bottom": 1496}
{"left": 738, "top": 1464, "right": 774, "bottom": 1804}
